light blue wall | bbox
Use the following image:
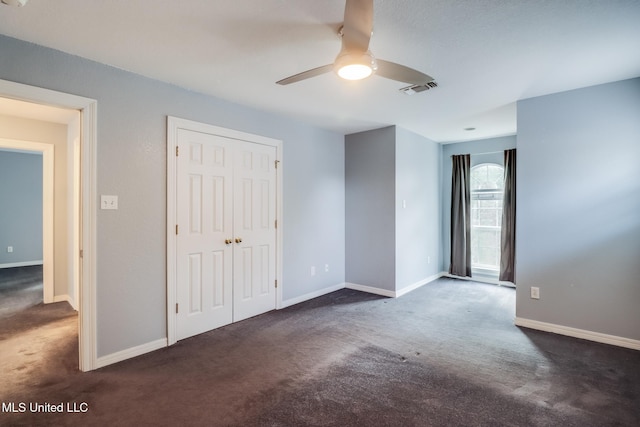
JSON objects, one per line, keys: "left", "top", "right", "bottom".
{"left": 345, "top": 126, "right": 396, "bottom": 290}
{"left": 0, "top": 35, "right": 345, "bottom": 356}
{"left": 516, "top": 78, "right": 640, "bottom": 340}
{"left": 283, "top": 126, "right": 345, "bottom": 299}
{"left": 441, "top": 136, "right": 517, "bottom": 273}
{"left": 395, "top": 127, "right": 441, "bottom": 290}
{"left": 0, "top": 150, "right": 42, "bottom": 265}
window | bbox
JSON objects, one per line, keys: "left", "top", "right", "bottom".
{"left": 470, "top": 164, "right": 504, "bottom": 274}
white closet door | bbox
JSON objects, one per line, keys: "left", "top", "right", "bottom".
{"left": 232, "top": 142, "right": 277, "bottom": 321}
{"left": 176, "top": 129, "right": 233, "bottom": 340}
{"left": 176, "top": 130, "right": 277, "bottom": 340}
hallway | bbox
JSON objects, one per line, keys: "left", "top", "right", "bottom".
{"left": 0, "top": 266, "right": 78, "bottom": 401}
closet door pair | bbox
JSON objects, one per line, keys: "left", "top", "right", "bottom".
{"left": 176, "top": 128, "right": 277, "bottom": 340}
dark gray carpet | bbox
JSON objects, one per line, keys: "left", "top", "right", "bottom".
{"left": 0, "top": 265, "right": 45, "bottom": 319}
{"left": 1, "top": 278, "right": 639, "bottom": 426}
{"left": 0, "top": 265, "right": 78, "bottom": 427}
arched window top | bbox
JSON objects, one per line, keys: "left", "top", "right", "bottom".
{"left": 471, "top": 163, "right": 504, "bottom": 191}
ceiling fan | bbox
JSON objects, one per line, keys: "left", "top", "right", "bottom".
{"left": 276, "top": 0, "right": 434, "bottom": 87}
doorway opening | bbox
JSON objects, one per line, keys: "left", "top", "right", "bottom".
{"left": 0, "top": 112, "right": 80, "bottom": 381}
{"left": 0, "top": 79, "right": 98, "bottom": 371}
{"left": 0, "top": 138, "right": 55, "bottom": 303}
{"left": 0, "top": 149, "right": 46, "bottom": 317}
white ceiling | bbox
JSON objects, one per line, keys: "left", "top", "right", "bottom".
{"left": 1, "top": 0, "right": 639, "bottom": 143}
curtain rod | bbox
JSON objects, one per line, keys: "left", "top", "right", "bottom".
{"left": 449, "top": 149, "right": 514, "bottom": 157}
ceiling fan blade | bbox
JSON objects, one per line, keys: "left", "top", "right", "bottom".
{"left": 342, "top": 0, "right": 373, "bottom": 52}
{"left": 276, "top": 64, "right": 334, "bottom": 85}
{"left": 375, "top": 59, "right": 434, "bottom": 85}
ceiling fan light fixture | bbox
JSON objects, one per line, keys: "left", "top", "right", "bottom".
{"left": 334, "top": 51, "right": 377, "bottom": 81}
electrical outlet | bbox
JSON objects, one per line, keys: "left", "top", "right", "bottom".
{"left": 325, "top": 264, "right": 329, "bottom": 272}
{"left": 311, "top": 266, "right": 316, "bottom": 276}
{"left": 7, "top": 246, "right": 13, "bottom": 253}
{"left": 101, "top": 195, "right": 118, "bottom": 210}
{"left": 427, "top": 256, "right": 431, "bottom": 264}
{"left": 530, "top": 287, "right": 540, "bottom": 299}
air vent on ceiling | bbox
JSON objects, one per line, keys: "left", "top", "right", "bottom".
{"left": 399, "top": 81, "right": 438, "bottom": 95}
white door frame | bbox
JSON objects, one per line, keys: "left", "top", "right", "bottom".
{"left": 166, "top": 116, "right": 283, "bottom": 346}
{"left": 0, "top": 139, "right": 54, "bottom": 303}
{"left": 0, "top": 79, "right": 98, "bottom": 372}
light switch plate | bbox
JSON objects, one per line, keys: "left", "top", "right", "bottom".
{"left": 101, "top": 195, "right": 118, "bottom": 210}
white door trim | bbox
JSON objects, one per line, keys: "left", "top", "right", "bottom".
{"left": 0, "top": 139, "right": 54, "bottom": 303}
{"left": 0, "top": 79, "right": 98, "bottom": 372}
{"left": 166, "top": 116, "right": 283, "bottom": 346}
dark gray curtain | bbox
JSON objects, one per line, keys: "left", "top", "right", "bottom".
{"left": 449, "top": 154, "right": 471, "bottom": 277}
{"left": 499, "top": 149, "right": 516, "bottom": 282}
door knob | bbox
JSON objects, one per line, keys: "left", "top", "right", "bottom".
{"left": 225, "top": 239, "right": 232, "bottom": 245}
{"left": 235, "top": 238, "right": 242, "bottom": 243}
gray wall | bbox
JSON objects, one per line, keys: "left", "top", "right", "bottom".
{"left": 345, "top": 126, "right": 396, "bottom": 290}
{"left": 395, "top": 127, "right": 441, "bottom": 290}
{"left": 0, "top": 150, "right": 42, "bottom": 265}
{"left": 516, "top": 78, "right": 640, "bottom": 340}
{"left": 0, "top": 35, "right": 345, "bottom": 357}
{"left": 345, "top": 126, "right": 441, "bottom": 293}
{"left": 441, "top": 136, "right": 517, "bottom": 274}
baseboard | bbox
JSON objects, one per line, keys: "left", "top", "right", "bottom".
{"left": 95, "top": 338, "right": 168, "bottom": 369}
{"left": 345, "top": 273, "right": 445, "bottom": 299}
{"left": 444, "top": 272, "right": 515, "bottom": 287}
{"left": 279, "top": 277, "right": 441, "bottom": 307}
{"left": 52, "top": 294, "right": 78, "bottom": 311}
{"left": 281, "top": 283, "right": 345, "bottom": 308}
{"left": 396, "top": 272, "right": 445, "bottom": 298}
{"left": 0, "top": 260, "right": 44, "bottom": 269}
{"left": 345, "top": 282, "right": 396, "bottom": 298}
{"left": 515, "top": 317, "right": 640, "bottom": 351}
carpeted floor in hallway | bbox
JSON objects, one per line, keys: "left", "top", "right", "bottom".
{"left": 0, "top": 265, "right": 78, "bottom": 425}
